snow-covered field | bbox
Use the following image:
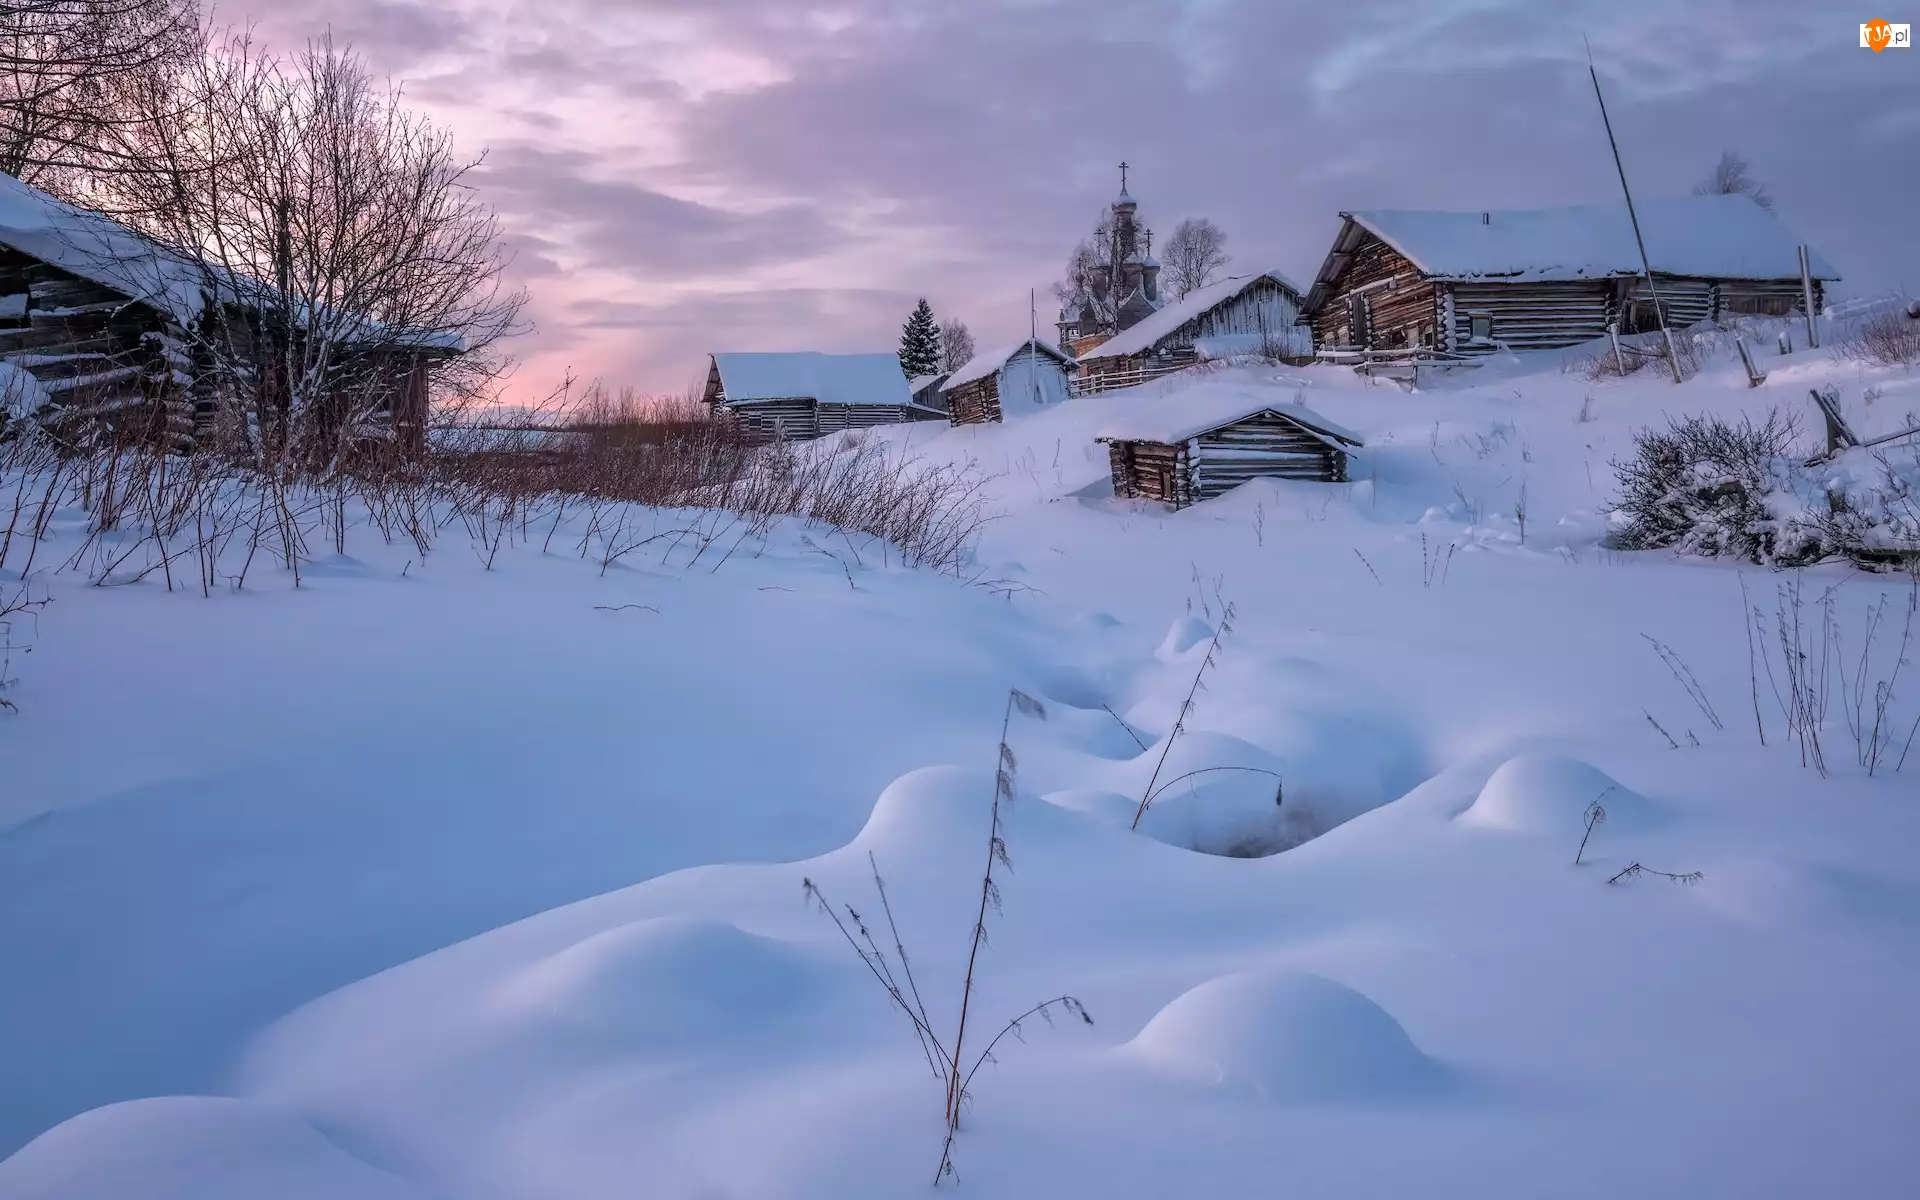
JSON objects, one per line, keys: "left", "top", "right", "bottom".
{"left": 4, "top": 336, "right": 1919, "bottom": 1198}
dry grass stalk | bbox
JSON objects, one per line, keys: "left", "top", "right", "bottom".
{"left": 802, "top": 688, "right": 1090, "bottom": 1187}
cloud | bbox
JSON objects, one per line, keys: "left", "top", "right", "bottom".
{"left": 245, "top": 0, "right": 1916, "bottom": 397}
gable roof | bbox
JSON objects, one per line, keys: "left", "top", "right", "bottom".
{"left": 0, "top": 172, "right": 465, "bottom": 353}
{"left": 944, "top": 338, "right": 1074, "bottom": 390}
{"left": 0, "top": 170, "right": 209, "bottom": 326}
{"left": 1078, "top": 270, "right": 1305, "bottom": 364}
{"left": 1305, "top": 194, "right": 1838, "bottom": 311}
{"left": 709, "top": 352, "right": 912, "bottom": 408}
{"left": 1095, "top": 392, "right": 1361, "bottom": 448}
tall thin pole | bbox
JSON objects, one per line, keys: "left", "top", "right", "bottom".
{"left": 1029, "top": 288, "right": 1042, "bottom": 406}
{"left": 1797, "top": 245, "right": 1820, "bottom": 350}
{"left": 1586, "top": 39, "right": 1683, "bottom": 383}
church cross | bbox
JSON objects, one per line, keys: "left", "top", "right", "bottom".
{"left": 1119, "top": 161, "right": 1129, "bottom": 191}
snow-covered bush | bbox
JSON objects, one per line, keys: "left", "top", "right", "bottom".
{"left": 1802, "top": 446, "right": 1920, "bottom": 568}
{"left": 1609, "top": 410, "right": 1822, "bottom": 565}
{"left": 1832, "top": 306, "right": 1920, "bottom": 369}
{"left": 1611, "top": 409, "right": 1920, "bottom": 570}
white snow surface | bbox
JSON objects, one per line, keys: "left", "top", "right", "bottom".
{"left": 1079, "top": 269, "right": 1308, "bottom": 363}
{"left": 711, "top": 352, "right": 912, "bottom": 406}
{"left": 1351, "top": 194, "right": 1841, "bottom": 283}
{"left": 4, "top": 327, "right": 1920, "bottom": 1199}
{"left": 942, "top": 338, "right": 1072, "bottom": 391}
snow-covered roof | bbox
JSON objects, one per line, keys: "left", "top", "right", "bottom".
{"left": 944, "top": 339, "right": 1074, "bottom": 391}
{"left": 710, "top": 352, "right": 911, "bottom": 407}
{"left": 0, "top": 170, "right": 210, "bottom": 326}
{"left": 908, "top": 372, "right": 947, "bottom": 394}
{"left": 1347, "top": 195, "right": 1839, "bottom": 285}
{"left": 1096, "top": 391, "right": 1361, "bottom": 448}
{"left": 1079, "top": 271, "right": 1305, "bottom": 364}
{"left": 0, "top": 172, "right": 465, "bottom": 352}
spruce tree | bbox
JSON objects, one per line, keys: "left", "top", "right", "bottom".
{"left": 899, "top": 298, "right": 942, "bottom": 378}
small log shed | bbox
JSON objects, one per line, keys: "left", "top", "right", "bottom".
{"left": 703, "top": 351, "right": 942, "bottom": 441}
{"left": 943, "top": 338, "right": 1074, "bottom": 425}
{"left": 1099, "top": 400, "right": 1362, "bottom": 509}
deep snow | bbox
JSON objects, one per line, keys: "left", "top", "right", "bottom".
{"left": 3, "top": 331, "right": 1919, "bottom": 1198}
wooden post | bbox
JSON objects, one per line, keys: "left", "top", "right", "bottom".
{"left": 1735, "top": 338, "right": 1765, "bottom": 388}
{"left": 1607, "top": 320, "right": 1626, "bottom": 376}
{"left": 1811, "top": 387, "right": 1858, "bottom": 459}
{"left": 1797, "top": 245, "right": 1819, "bottom": 350}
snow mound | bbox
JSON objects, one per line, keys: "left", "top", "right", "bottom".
{"left": 1131, "top": 730, "right": 1293, "bottom": 858}
{"left": 0, "top": 1096, "right": 428, "bottom": 1200}
{"left": 1156, "top": 616, "right": 1215, "bottom": 659}
{"left": 1128, "top": 968, "right": 1437, "bottom": 1101}
{"left": 1455, "top": 755, "right": 1652, "bottom": 835}
{"left": 494, "top": 916, "right": 823, "bottom": 1047}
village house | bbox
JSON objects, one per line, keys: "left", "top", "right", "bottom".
{"left": 702, "top": 351, "right": 940, "bottom": 440}
{"left": 1056, "top": 164, "right": 1164, "bottom": 357}
{"left": 942, "top": 338, "right": 1074, "bottom": 425}
{"left": 1098, "top": 394, "right": 1361, "bottom": 509}
{"left": 1301, "top": 194, "right": 1839, "bottom": 356}
{"left": 1074, "top": 270, "right": 1311, "bottom": 393}
{"left": 0, "top": 170, "right": 457, "bottom": 456}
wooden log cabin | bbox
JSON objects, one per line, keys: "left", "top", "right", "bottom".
{"left": 702, "top": 352, "right": 941, "bottom": 441}
{"left": 1075, "top": 271, "right": 1311, "bottom": 392}
{"left": 1301, "top": 195, "right": 1839, "bottom": 356}
{"left": 942, "top": 338, "right": 1073, "bottom": 425}
{"left": 0, "top": 170, "right": 455, "bottom": 455}
{"left": 1098, "top": 397, "right": 1362, "bottom": 509}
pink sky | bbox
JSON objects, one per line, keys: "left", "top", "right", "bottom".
{"left": 254, "top": 1, "right": 1918, "bottom": 404}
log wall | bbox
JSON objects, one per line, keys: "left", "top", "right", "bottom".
{"left": 947, "top": 375, "right": 1001, "bottom": 426}
{"left": 1447, "top": 280, "right": 1613, "bottom": 351}
{"left": 1110, "top": 413, "right": 1349, "bottom": 510}
{"left": 727, "top": 399, "right": 915, "bottom": 441}
{"left": 1193, "top": 413, "right": 1347, "bottom": 498}
{"left": 0, "top": 245, "right": 180, "bottom": 441}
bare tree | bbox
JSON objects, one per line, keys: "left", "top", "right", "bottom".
{"left": 0, "top": 0, "right": 200, "bottom": 187}
{"left": 1162, "top": 216, "right": 1229, "bottom": 300}
{"left": 1053, "top": 208, "right": 1138, "bottom": 335}
{"left": 938, "top": 318, "right": 975, "bottom": 373}
{"left": 1693, "top": 150, "right": 1773, "bottom": 212}
{"left": 89, "top": 32, "right": 526, "bottom": 468}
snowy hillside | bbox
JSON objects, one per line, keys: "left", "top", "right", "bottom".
{"left": 3, "top": 335, "right": 1918, "bottom": 1199}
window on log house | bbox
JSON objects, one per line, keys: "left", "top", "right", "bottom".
{"left": 1468, "top": 313, "right": 1493, "bottom": 344}
{"left": 1347, "top": 295, "right": 1372, "bottom": 348}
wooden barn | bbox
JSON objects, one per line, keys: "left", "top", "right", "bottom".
{"left": 1098, "top": 397, "right": 1362, "bottom": 508}
{"left": 942, "top": 338, "right": 1074, "bottom": 425}
{"left": 1302, "top": 194, "right": 1839, "bottom": 356}
{"left": 702, "top": 352, "right": 941, "bottom": 440}
{"left": 1075, "top": 271, "right": 1311, "bottom": 393}
{"left": 0, "top": 170, "right": 455, "bottom": 455}
{"left": 908, "top": 370, "right": 950, "bottom": 415}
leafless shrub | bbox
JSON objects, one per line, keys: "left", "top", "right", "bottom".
{"left": 1609, "top": 409, "right": 1815, "bottom": 565}
{"left": 1832, "top": 307, "right": 1920, "bottom": 369}
{"left": 1607, "top": 862, "right": 1704, "bottom": 887}
{"left": 1581, "top": 330, "right": 1709, "bottom": 382}
{"left": 803, "top": 689, "right": 1090, "bottom": 1187}
{"left": 0, "top": 574, "right": 49, "bottom": 712}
